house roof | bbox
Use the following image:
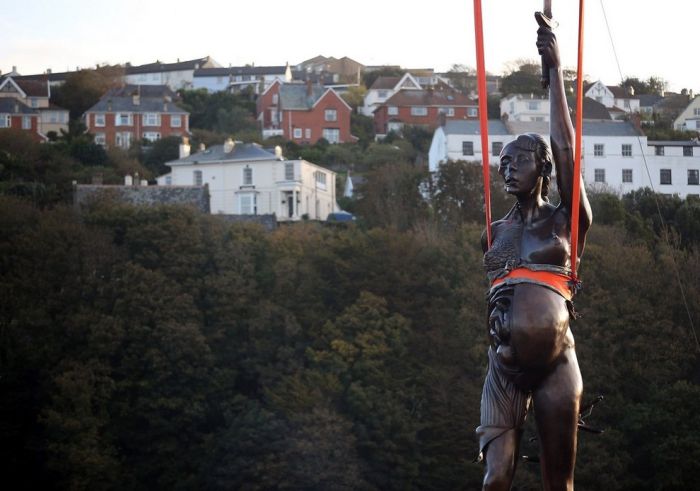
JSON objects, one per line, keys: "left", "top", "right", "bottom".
{"left": 505, "top": 120, "right": 549, "bottom": 135}
{"left": 566, "top": 96, "right": 612, "bottom": 120}
{"left": 444, "top": 119, "right": 509, "bottom": 136}
{"left": 125, "top": 56, "right": 218, "bottom": 75}
{"left": 648, "top": 140, "right": 700, "bottom": 147}
{"left": 168, "top": 142, "right": 278, "bottom": 166}
{"left": 654, "top": 94, "right": 691, "bottom": 112}
{"left": 581, "top": 120, "right": 643, "bottom": 136}
{"left": 85, "top": 86, "right": 187, "bottom": 114}
{"left": 0, "top": 98, "right": 38, "bottom": 114}
{"left": 638, "top": 94, "right": 663, "bottom": 107}
{"left": 194, "top": 66, "right": 288, "bottom": 77}
{"left": 369, "top": 76, "right": 401, "bottom": 90}
{"left": 607, "top": 85, "right": 638, "bottom": 99}
{"left": 383, "top": 89, "right": 473, "bottom": 107}
{"left": 279, "top": 83, "right": 328, "bottom": 109}
{"left": 11, "top": 78, "right": 49, "bottom": 97}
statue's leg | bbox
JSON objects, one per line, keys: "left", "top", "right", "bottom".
{"left": 482, "top": 428, "right": 522, "bottom": 491}
{"left": 532, "top": 344, "right": 582, "bottom": 491}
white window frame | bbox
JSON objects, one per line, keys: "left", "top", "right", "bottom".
{"left": 293, "top": 128, "right": 302, "bottom": 139}
{"left": 305, "top": 128, "right": 311, "bottom": 139}
{"left": 660, "top": 169, "right": 672, "bottom": 185}
{"left": 243, "top": 167, "right": 253, "bottom": 185}
{"left": 315, "top": 171, "right": 327, "bottom": 190}
{"left": 193, "top": 170, "right": 203, "bottom": 186}
{"left": 0, "top": 115, "right": 10, "bottom": 128}
{"left": 594, "top": 168, "right": 605, "bottom": 183}
{"left": 115, "top": 132, "right": 132, "bottom": 149}
{"left": 170, "top": 115, "right": 182, "bottom": 128}
{"left": 94, "top": 133, "right": 106, "bottom": 146}
{"left": 462, "top": 141, "right": 474, "bottom": 156}
{"left": 322, "top": 128, "right": 340, "bottom": 144}
{"left": 22, "top": 116, "right": 31, "bottom": 129}
{"left": 441, "top": 107, "right": 455, "bottom": 116}
{"left": 528, "top": 101, "right": 540, "bottom": 110}
{"left": 95, "top": 113, "right": 106, "bottom": 127}
{"left": 324, "top": 109, "right": 337, "bottom": 122}
{"left": 467, "top": 107, "right": 478, "bottom": 117}
{"left": 143, "top": 113, "right": 161, "bottom": 126}
{"left": 285, "top": 162, "right": 295, "bottom": 181}
{"left": 688, "top": 169, "right": 699, "bottom": 186}
{"left": 143, "top": 132, "right": 161, "bottom": 142}
{"left": 387, "top": 106, "right": 398, "bottom": 116}
{"left": 117, "top": 113, "right": 132, "bottom": 126}
{"left": 594, "top": 144, "right": 604, "bottom": 157}
{"left": 410, "top": 106, "right": 428, "bottom": 116}
{"left": 239, "top": 194, "right": 257, "bottom": 214}
{"left": 621, "top": 144, "right": 632, "bottom": 157}
{"left": 622, "top": 169, "right": 633, "bottom": 183}
{"left": 492, "top": 141, "right": 503, "bottom": 156}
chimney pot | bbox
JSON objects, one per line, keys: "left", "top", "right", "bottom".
{"left": 179, "top": 137, "right": 191, "bottom": 159}
{"left": 199, "top": 143, "right": 206, "bottom": 152}
{"left": 223, "top": 137, "right": 235, "bottom": 153}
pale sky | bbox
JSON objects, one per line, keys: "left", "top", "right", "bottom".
{"left": 3, "top": 0, "right": 697, "bottom": 93}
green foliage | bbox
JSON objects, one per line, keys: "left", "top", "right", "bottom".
{"left": 51, "top": 66, "right": 125, "bottom": 120}
{"left": 178, "top": 89, "right": 257, "bottom": 137}
{"left": 351, "top": 113, "right": 375, "bottom": 147}
{"left": 621, "top": 76, "right": 668, "bottom": 96}
{"left": 140, "top": 136, "right": 181, "bottom": 176}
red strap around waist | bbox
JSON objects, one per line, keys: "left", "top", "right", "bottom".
{"left": 490, "top": 268, "right": 574, "bottom": 301}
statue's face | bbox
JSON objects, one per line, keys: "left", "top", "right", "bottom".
{"left": 499, "top": 141, "right": 541, "bottom": 196}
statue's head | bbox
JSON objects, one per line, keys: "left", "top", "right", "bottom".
{"left": 499, "top": 133, "right": 553, "bottom": 200}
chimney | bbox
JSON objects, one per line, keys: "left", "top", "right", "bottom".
{"left": 132, "top": 93, "right": 140, "bottom": 106}
{"left": 306, "top": 79, "right": 313, "bottom": 97}
{"left": 134, "top": 172, "right": 140, "bottom": 186}
{"left": 124, "top": 174, "right": 133, "bottom": 186}
{"left": 199, "top": 143, "right": 206, "bottom": 152}
{"left": 107, "top": 98, "right": 112, "bottom": 111}
{"left": 46, "top": 68, "right": 52, "bottom": 75}
{"left": 223, "top": 137, "right": 235, "bottom": 153}
{"left": 179, "top": 136, "right": 191, "bottom": 159}
{"left": 274, "top": 145, "right": 283, "bottom": 159}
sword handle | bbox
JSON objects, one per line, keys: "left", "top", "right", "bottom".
{"left": 535, "top": 11, "right": 555, "bottom": 90}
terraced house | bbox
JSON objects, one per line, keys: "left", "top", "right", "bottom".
{"left": 83, "top": 85, "right": 189, "bottom": 149}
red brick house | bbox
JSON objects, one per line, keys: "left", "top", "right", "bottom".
{"left": 0, "top": 75, "right": 69, "bottom": 137}
{"left": 0, "top": 98, "right": 43, "bottom": 141}
{"left": 374, "top": 88, "right": 479, "bottom": 136}
{"left": 258, "top": 80, "right": 353, "bottom": 144}
{"left": 83, "top": 85, "right": 189, "bottom": 149}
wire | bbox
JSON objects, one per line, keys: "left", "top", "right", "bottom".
{"left": 599, "top": 0, "right": 699, "bottom": 351}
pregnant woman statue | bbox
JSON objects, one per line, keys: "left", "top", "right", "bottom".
{"left": 476, "top": 17, "right": 593, "bottom": 491}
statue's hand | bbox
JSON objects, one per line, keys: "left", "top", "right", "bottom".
{"left": 536, "top": 26, "right": 561, "bottom": 69}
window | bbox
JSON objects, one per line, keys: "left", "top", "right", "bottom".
{"left": 388, "top": 106, "right": 398, "bottom": 116}
{"left": 30, "top": 98, "right": 38, "bottom": 108}
{"left": 528, "top": 101, "right": 540, "bottom": 110}
{"left": 441, "top": 107, "right": 455, "bottom": 116}
{"left": 660, "top": 169, "right": 672, "bottom": 185}
{"left": 305, "top": 128, "right": 311, "bottom": 139}
{"left": 467, "top": 107, "right": 478, "bottom": 117}
{"left": 193, "top": 170, "right": 203, "bottom": 186}
{"left": 594, "top": 144, "right": 604, "bottom": 157}
{"left": 95, "top": 114, "right": 106, "bottom": 127}
{"left": 322, "top": 128, "right": 340, "bottom": 143}
{"left": 94, "top": 133, "right": 106, "bottom": 146}
{"left": 0, "top": 115, "right": 10, "bottom": 128}
{"left": 285, "top": 162, "right": 295, "bottom": 181}
{"left": 655, "top": 146, "right": 665, "bottom": 156}
{"left": 594, "top": 169, "right": 606, "bottom": 183}
{"left": 492, "top": 141, "right": 503, "bottom": 156}
{"left": 143, "top": 113, "right": 160, "bottom": 126}
{"left": 272, "top": 94, "right": 279, "bottom": 104}
{"left": 243, "top": 167, "right": 253, "bottom": 185}
{"left": 239, "top": 194, "right": 257, "bottom": 214}
{"left": 170, "top": 115, "right": 181, "bottom": 128}
{"left": 117, "top": 113, "right": 132, "bottom": 126}
{"left": 622, "top": 169, "right": 633, "bottom": 183}
{"left": 378, "top": 90, "right": 388, "bottom": 98}
{"left": 165, "top": 175, "right": 172, "bottom": 185}
{"left": 411, "top": 107, "right": 428, "bottom": 116}
{"left": 688, "top": 169, "right": 699, "bottom": 185}
{"left": 293, "top": 128, "right": 302, "bottom": 139}
{"left": 115, "top": 132, "right": 132, "bottom": 149}
{"left": 22, "top": 116, "right": 31, "bottom": 129}
{"left": 694, "top": 108, "right": 700, "bottom": 116}
{"left": 143, "top": 132, "right": 161, "bottom": 142}
{"left": 324, "top": 109, "right": 337, "bottom": 122}
{"left": 462, "top": 141, "right": 474, "bottom": 156}
{"left": 622, "top": 144, "right": 632, "bottom": 157}
{"left": 683, "top": 146, "right": 693, "bottom": 157}
{"left": 315, "top": 171, "right": 327, "bottom": 190}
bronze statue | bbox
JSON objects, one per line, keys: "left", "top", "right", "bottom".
{"left": 476, "top": 15, "right": 593, "bottom": 491}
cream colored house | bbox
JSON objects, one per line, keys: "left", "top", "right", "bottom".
{"left": 0, "top": 75, "right": 69, "bottom": 136}
{"left": 673, "top": 95, "right": 700, "bottom": 132}
{"left": 157, "top": 139, "right": 338, "bottom": 220}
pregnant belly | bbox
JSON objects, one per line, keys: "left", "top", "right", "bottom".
{"left": 508, "top": 283, "right": 572, "bottom": 369}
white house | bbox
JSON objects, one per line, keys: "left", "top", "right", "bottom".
{"left": 192, "top": 65, "right": 292, "bottom": 94}
{"left": 429, "top": 119, "right": 700, "bottom": 199}
{"left": 672, "top": 95, "right": 700, "bottom": 132}
{"left": 585, "top": 80, "right": 640, "bottom": 117}
{"left": 361, "top": 73, "right": 421, "bottom": 116}
{"left": 124, "top": 57, "right": 220, "bottom": 90}
{"left": 500, "top": 94, "right": 550, "bottom": 122}
{"left": 157, "top": 139, "right": 338, "bottom": 220}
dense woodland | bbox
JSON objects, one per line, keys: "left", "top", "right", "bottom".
{"left": 1, "top": 157, "right": 700, "bottom": 489}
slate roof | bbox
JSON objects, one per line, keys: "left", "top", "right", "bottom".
{"left": 125, "top": 57, "right": 217, "bottom": 75}
{"left": 638, "top": 94, "right": 663, "bottom": 108}
{"left": 279, "top": 83, "right": 328, "bottom": 109}
{"left": 85, "top": 86, "right": 187, "bottom": 114}
{"left": 194, "top": 66, "right": 288, "bottom": 77}
{"left": 370, "top": 76, "right": 401, "bottom": 90}
{"left": 168, "top": 143, "right": 279, "bottom": 166}
{"left": 648, "top": 140, "right": 700, "bottom": 147}
{"left": 505, "top": 119, "right": 643, "bottom": 137}
{"left": 607, "top": 85, "right": 638, "bottom": 99}
{"left": 106, "top": 84, "right": 177, "bottom": 99}
{"left": 0, "top": 98, "right": 38, "bottom": 114}
{"left": 444, "top": 119, "right": 509, "bottom": 136}
{"left": 383, "top": 89, "right": 473, "bottom": 107}
{"left": 13, "top": 78, "right": 49, "bottom": 97}
{"left": 566, "top": 96, "right": 612, "bottom": 120}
